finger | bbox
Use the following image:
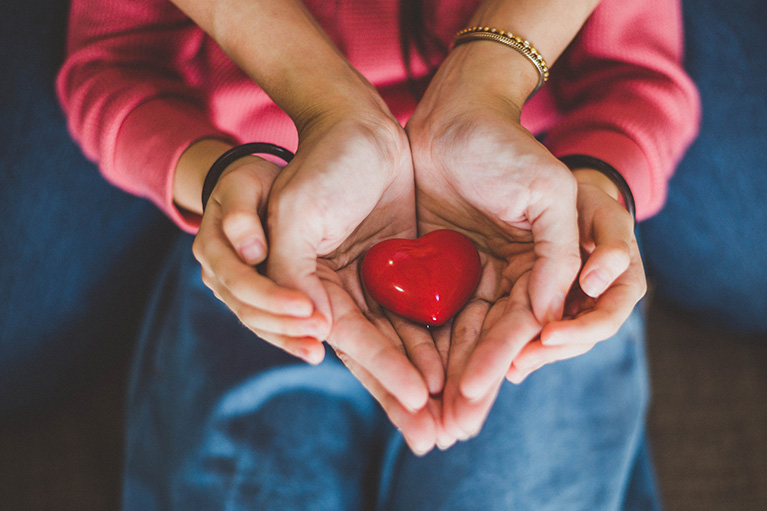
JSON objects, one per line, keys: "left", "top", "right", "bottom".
{"left": 338, "top": 352, "right": 437, "bottom": 455}
{"left": 427, "top": 397, "right": 457, "bottom": 451}
{"left": 457, "top": 274, "right": 541, "bottom": 401}
{"left": 527, "top": 171, "right": 581, "bottom": 323}
{"left": 428, "top": 322, "right": 464, "bottom": 447}
{"left": 440, "top": 299, "right": 491, "bottom": 440}
{"left": 579, "top": 221, "right": 634, "bottom": 299}
{"left": 431, "top": 322, "right": 453, "bottom": 369}
{"left": 542, "top": 268, "right": 646, "bottom": 347}
{"left": 215, "top": 164, "right": 276, "bottom": 265}
{"left": 325, "top": 281, "right": 430, "bottom": 412}
{"left": 506, "top": 361, "right": 541, "bottom": 385}
{"left": 194, "top": 230, "right": 314, "bottom": 317}
{"left": 204, "top": 272, "right": 330, "bottom": 340}
{"left": 444, "top": 375, "right": 500, "bottom": 441}
{"left": 250, "top": 329, "right": 327, "bottom": 366}
{"left": 508, "top": 339, "right": 596, "bottom": 384}
{"left": 220, "top": 198, "right": 268, "bottom": 265}
{"left": 386, "top": 311, "right": 445, "bottom": 395}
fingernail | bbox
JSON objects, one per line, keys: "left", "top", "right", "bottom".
{"left": 510, "top": 374, "right": 527, "bottom": 385}
{"left": 460, "top": 386, "right": 482, "bottom": 402}
{"left": 542, "top": 332, "right": 566, "bottom": 346}
{"left": 581, "top": 269, "right": 608, "bottom": 298}
{"left": 295, "top": 348, "right": 312, "bottom": 364}
{"left": 288, "top": 301, "right": 314, "bottom": 318}
{"left": 305, "top": 321, "right": 328, "bottom": 341}
{"left": 403, "top": 390, "right": 429, "bottom": 414}
{"left": 297, "top": 346, "right": 324, "bottom": 365}
{"left": 436, "top": 439, "right": 456, "bottom": 451}
{"left": 508, "top": 370, "right": 528, "bottom": 385}
{"left": 428, "top": 375, "right": 444, "bottom": 396}
{"left": 459, "top": 378, "right": 484, "bottom": 402}
{"left": 409, "top": 441, "right": 433, "bottom": 457}
{"left": 456, "top": 433, "right": 472, "bottom": 442}
{"left": 238, "top": 238, "right": 264, "bottom": 263}
{"left": 404, "top": 401, "right": 425, "bottom": 415}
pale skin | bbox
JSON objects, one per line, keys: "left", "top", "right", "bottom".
{"left": 170, "top": 0, "right": 646, "bottom": 454}
{"left": 405, "top": 24, "right": 646, "bottom": 446}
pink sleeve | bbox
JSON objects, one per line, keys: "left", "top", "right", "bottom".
{"left": 543, "top": 0, "right": 700, "bottom": 221}
{"left": 56, "top": 0, "right": 235, "bottom": 232}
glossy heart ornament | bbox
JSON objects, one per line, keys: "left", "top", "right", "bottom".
{"left": 361, "top": 229, "right": 481, "bottom": 326}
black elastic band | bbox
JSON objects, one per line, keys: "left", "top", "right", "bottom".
{"left": 559, "top": 154, "right": 637, "bottom": 227}
{"left": 201, "top": 142, "right": 295, "bottom": 212}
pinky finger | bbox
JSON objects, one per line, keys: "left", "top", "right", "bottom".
{"left": 250, "top": 328, "right": 327, "bottom": 366}
{"left": 507, "top": 340, "right": 596, "bottom": 383}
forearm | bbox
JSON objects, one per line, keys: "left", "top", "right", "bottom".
{"left": 466, "top": 0, "right": 601, "bottom": 66}
{"left": 169, "top": 0, "right": 392, "bottom": 132}
{"left": 173, "top": 139, "right": 235, "bottom": 216}
{"left": 418, "top": 0, "right": 601, "bottom": 113}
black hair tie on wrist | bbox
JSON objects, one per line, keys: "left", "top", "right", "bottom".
{"left": 201, "top": 142, "right": 295, "bottom": 212}
{"left": 559, "top": 154, "right": 637, "bottom": 228}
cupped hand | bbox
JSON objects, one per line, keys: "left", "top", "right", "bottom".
{"left": 265, "top": 112, "right": 445, "bottom": 453}
{"left": 505, "top": 168, "right": 647, "bottom": 383}
{"left": 193, "top": 154, "right": 330, "bottom": 360}
{"left": 406, "top": 63, "right": 581, "bottom": 444}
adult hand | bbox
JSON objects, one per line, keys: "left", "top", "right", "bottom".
{"left": 406, "top": 43, "right": 581, "bottom": 445}
{"left": 505, "top": 168, "right": 647, "bottom": 383}
{"left": 266, "top": 111, "right": 443, "bottom": 454}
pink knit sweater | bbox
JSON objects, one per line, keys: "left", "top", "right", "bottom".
{"left": 57, "top": 0, "right": 700, "bottom": 232}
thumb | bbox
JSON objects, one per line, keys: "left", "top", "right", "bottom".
{"left": 215, "top": 160, "right": 279, "bottom": 265}
{"left": 527, "top": 175, "right": 581, "bottom": 323}
{"left": 219, "top": 197, "right": 269, "bottom": 266}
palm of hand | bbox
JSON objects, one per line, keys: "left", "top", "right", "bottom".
{"left": 264, "top": 119, "right": 445, "bottom": 451}
{"left": 408, "top": 112, "right": 580, "bottom": 442}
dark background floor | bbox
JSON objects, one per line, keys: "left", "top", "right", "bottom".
{"left": 645, "top": 298, "right": 767, "bottom": 510}
{"left": 0, "top": 293, "right": 765, "bottom": 510}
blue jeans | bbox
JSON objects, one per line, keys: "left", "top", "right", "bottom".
{"left": 640, "top": 0, "right": 767, "bottom": 334}
{"left": 122, "top": 234, "right": 658, "bottom": 510}
{"left": 0, "top": 0, "right": 174, "bottom": 415}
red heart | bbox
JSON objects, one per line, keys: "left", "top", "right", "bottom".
{"left": 361, "top": 229, "right": 481, "bottom": 326}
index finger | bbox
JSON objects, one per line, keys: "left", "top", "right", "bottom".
{"left": 324, "top": 280, "right": 430, "bottom": 413}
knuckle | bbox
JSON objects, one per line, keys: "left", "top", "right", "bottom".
{"left": 221, "top": 209, "right": 257, "bottom": 236}
{"left": 225, "top": 275, "right": 252, "bottom": 300}
{"left": 217, "top": 269, "right": 241, "bottom": 296}
{"left": 199, "top": 268, "right": 213, "bottom": 288}
{"left": 637, "top": 277, "right": 649, "bottom": 298}
{"left": 238, "top": 308, "right": 263, "bottom": 330}
{"left": 191, "top": 236, "right": 205, "bottom": 263}
{"left": 564, "top": 251, "right": 583, "bottom": 277}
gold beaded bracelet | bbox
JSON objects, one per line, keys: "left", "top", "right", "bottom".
{"left": 453, "top": 26, "right": 549, "bottom": 100}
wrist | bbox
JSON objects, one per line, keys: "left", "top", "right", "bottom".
{"left": 562, "top": 154, "right": 636, "bottom": 226}
{"left": 173, "top": 138, "right": 235, "bottom": 216}
{"left": 293, "top": 85, "right": 399, "bottom": 141}
{"left": 572, "top": 168, "right": 621, "bottom": 202}
{"left": 196, "top": 0, "right": 395, "bottom": 135}
{"left": 295, "top": 102, "right": 408, "bottom": 164}
{"left": 410, "top": 42, "right": 532, "bottom": 141}
{"left": 442, "top": 41, "right": 536, "bottom": 111}
{"left": 464, "top": 0, "right": 600, "bottom": 66}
